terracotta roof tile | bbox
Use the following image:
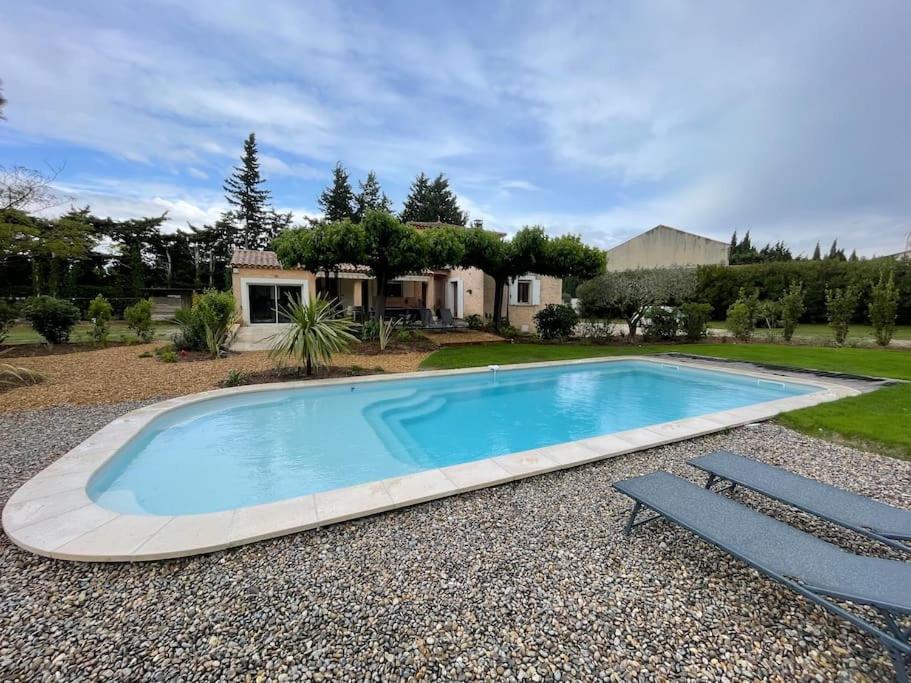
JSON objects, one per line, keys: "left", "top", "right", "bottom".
{"left": 230, "top": 249, "right": 282, "bottom": 269}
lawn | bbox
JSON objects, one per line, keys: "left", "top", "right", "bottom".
{"left": 3, "top": 320, "right": 177, "bottom": 345}
{"left": 708, "top": 321, "right": 911, "bottom": 342}
{"left": 422, "top": 341, "right": 911, "bottom": 459}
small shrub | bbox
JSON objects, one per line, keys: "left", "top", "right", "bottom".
{"left": 869, "top": 271, "right": 899, "bottom": 346}
{"left": 726, "top": 301, "right": 754, "bottom": 341}
{"left": 125, "top": 299, "right": 155, "bottom": 342}
{"left": 172, "top": 290, "right": 237, "bottom": 357}
{"left": 499, "top": 324, "right": 521, "bottom": 340}
{"left": 21, "top": 296, "right": 80, "bottom": 344}
{"left": 756, "top": 300, "right": 782, "bottom": 342}
{"left": 137, "top": 351, "right": 153, "bottom": 358}
{"left": 223, "top": 369, "right": 247, "bottom": 387}
{"left": 679, "top": 303, "right": 712, "bottom": 341}
{"left": 377, "top": 317, "right": 400, "bottom": 351}
{"left": 779, "top": 281, "right": 805, "bottom": 342}
{"left": 159, "top": 349, "right": 178, "bottom": 363}
{"left": 576, "top": 318, "right": 613, "bottom": 344}
{"left": 0, "top": 300, "right": 18, "bottom": 344}
{"left": 464, "top": 314, "right": 484, "bottom": 330}
{"left": 533, "top": 304, "right": 578, "bottom": 341}
{"left": 86, "top": 294, "right": 113, "bottom": 344}
{"left": 269, "top": 295, "right": 357, "bottom": 375}
{"left": 641, "top": 306, "right": 680, "bottom": 341}
{"left": 360, "top": 319, "right": 380, "bottom": 342}
{"left": 395, "top": 328, "right": 421, "bottom": 343}
{"left": 825, "top": 286, "right": 858, "bottom": 345}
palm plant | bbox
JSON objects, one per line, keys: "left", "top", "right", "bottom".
{"left": 269, "top": 295, "right": 357, "bottom": 376}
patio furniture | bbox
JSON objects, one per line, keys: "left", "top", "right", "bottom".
{"left": 420, "top": 308, "right": 442, "bottom": 329}
{"left": 689, "top": 451, "right": 911, "bottom": 554}
{"left": 614, "top": 471, "right": 911, "bottom": 682}
{"left": 440, "top": 308, "right": 455, "bottom": 329}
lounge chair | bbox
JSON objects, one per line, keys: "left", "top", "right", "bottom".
{"left": 614, "top": 471, "right": 911, "bottom": 682}
{"left": 439, "top": 308, "right": 455, "bottom": 329}
{"left": 689, "top": 451, "right": 911, "bottom": 554}
{"left": 420, "top": 308, "right": 442, "bottom": 329}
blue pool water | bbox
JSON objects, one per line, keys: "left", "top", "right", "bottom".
{"left": 88, "top": 361, "right": 815, "bottom": 515}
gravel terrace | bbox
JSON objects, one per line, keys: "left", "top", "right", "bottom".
{"left": 2, "top": 405, "right": 910, "bottom": 682}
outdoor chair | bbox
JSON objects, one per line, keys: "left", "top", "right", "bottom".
{"left": 614, "top": 471, "right": 911, "bottom": 682}
{"left": 439, "top": 308, "right": 455, "bottom": 329}
{"left": 689, "top": 451, "right": 911, "bottom": 554}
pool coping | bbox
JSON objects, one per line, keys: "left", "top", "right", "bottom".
{"left": 2, "top": 356, "right": 859, "bottom": 563}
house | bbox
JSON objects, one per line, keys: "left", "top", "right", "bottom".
{"left": 229, "top": 223, "right": 561, "bottom": 349}
{"left": 604, "top": 224, "right": 729, "bottom": 271}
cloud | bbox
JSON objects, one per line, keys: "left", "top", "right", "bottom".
{"left": 2, "top": 0, "right": 910, "bottom": 257}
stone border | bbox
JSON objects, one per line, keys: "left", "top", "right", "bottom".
{"left": 2, "top": 356, "right": 858, "bottom": 563}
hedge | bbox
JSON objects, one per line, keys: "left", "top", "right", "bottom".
{"left": 695, "top": 259, "right": 911, "bottom": 324}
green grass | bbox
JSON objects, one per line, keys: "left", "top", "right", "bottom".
{"left": 778, "top": 383, "right": 911, "bottom": 460}
{"left": 3, "top": 321, "right": 177, "bottom": 345}
{"left": 422, "top": 341, "right": 911, "bottom": 460}
{"left": 709, "top": 321, "right": 911, "bottom": 342}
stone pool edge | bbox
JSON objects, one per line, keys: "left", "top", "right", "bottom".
{"left": 1, "top": 356, "right": 858, "bottom": 563}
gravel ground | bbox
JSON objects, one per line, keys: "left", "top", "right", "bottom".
{"left": 2, "top": 404, "right": 910, "bottom": 682}
{"left": 0, "top": 345, "right": 431, "bottom": 411}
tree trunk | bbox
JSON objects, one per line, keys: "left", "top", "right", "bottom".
{"left": 306, "top": 356, "right": 312, "bottom": 376}
{"left": 374, "top": 273, "right": 387, "bottom": 320}
{"left": 627, "top": 316, "right": 638, "bottom": 342}
{"left": 492, "top": 276, "right": 507, "bottom": 331}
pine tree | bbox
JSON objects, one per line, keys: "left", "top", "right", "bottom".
{"left": 354, "top": 171, "right": 392, "bottom": 222}
{"left": 223, "top": 133, "right": 271, "bottom": 248}
{"left": 399, "top": 172, "right": 432, "bottom": 223}
{"left": 729, "top": 231, "right": 738, "bottom": 252}
{"left": 318, "top": 162, "right": 356, "bottom": 222}
{"left": 812, "top": 242, "right": 822, "bottom": 260}
{"left": 849, "top": 249, "right": 858, "bottom": 262}
{"left": 400, "top": 172, "right": 467, "bottom": 225}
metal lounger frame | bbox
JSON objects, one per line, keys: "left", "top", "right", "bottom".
{"left": 689, "top": 452, "right": 911, "bottom": 555}
{"left": 618, "top": 483, "right": 911, "bottom": 682}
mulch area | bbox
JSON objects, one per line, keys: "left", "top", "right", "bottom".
{"left": 0, "top": 343, "right": 432, "bottom": 412}
{"left": 421, "top": 330, "right": 506, "bottom": 345}
{"left": 0, "top": 342, "right": 135, "bottom": 358}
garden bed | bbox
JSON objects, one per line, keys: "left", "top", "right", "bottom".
{"left": 218, "top": 365, "right": 385, "bottom": 387}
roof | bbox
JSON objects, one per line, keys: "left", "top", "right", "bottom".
{"left": 607, "top": 224, "right": 729, "bottom": 251}
{"left": 230, "top": 249, "right": 282, "bottom": 269}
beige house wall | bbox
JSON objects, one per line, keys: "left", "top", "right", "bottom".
{"left": 231, "top": 266, "right": 316, "bottom": 319}
{"left": 507, "top": 275, "right": 562, "bottom": 332}
{"left": 447, "top": 267, "right": 487, "bottom": 318}
{"left": 605, "top": 226, "right": 729, "bottom": 271}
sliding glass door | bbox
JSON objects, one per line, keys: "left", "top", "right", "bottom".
{"left": 248, "top": 283, "right": 303, "bottom": 323}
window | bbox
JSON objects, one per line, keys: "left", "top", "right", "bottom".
{"left": 247, "top": 283, "right": 303, "bottom": 323}
{"left": 516, "top": 280, "right": 531, "bottom": 304}
{"left": 385, "top": 281, "right": 403, "bottom": 298}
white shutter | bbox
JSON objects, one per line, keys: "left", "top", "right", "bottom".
{"left": 509, "top": 279, "right": 518, "bottom": 304}
{"left": 456, "top": 280, "right": 464, "bottom": 318}
{"left": 531, "top": 278, "right": 541, "bottom": 305}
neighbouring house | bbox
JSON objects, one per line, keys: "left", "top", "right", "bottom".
{"left": 604, "top": 224, "right": 729, "bottom": 271}
{"left": 229, "top": 222, "right": 561, "bottom": 349}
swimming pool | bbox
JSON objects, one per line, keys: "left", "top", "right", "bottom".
{"left": 88, "top": 359, "right": 815, "bottom": 516}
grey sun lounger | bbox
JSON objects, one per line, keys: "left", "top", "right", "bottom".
{"left": 689, "top": 451, "right": 911, "bottom": 554}
{"left": 613, "top": 471, "right": 911, "bottom": 682}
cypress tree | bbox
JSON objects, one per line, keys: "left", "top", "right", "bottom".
{"left": 318, "top": 162, "right": 356, "bottom": 222}
{"left": 223, "top": 133, "right": 271, "bottom": 248}
{"left": 400, "top": 172, "right": 467, "bottom": 225}
{"left": 812, "top": 242, "right": 822, "bottom": 260}
{"left": 354, "top": 171, "right": 392, "bottom": 221}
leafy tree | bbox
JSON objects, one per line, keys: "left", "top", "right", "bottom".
{"left": 400, "top": 172, "right": 467, "bottom": 225}
{"left": 86, "top": 294, "right": 113, "bottom": 344}
{"left": 826, "top": 239, "right": 846, "bottom": 261}
{"left": 869, "top": 271, "right": 899, "bottom": 346}
{"left": 1, "top": 165, "right": 65, "bottom": 213}
{"left": 726, "top": 301, "right": 754, "bottom": 341}
{"left": 0, "top": 208, "right": 39, "bottom": 259}
{"left": 756, "top": 300, "right": 782, "bottom": 342}
{"left": 825, "top": 286, "right": 858, "bottom": 344}
{"left": 91, "top": 214, "right": 165, "bottom": 299}
{"left": 576, "top": 267, "right": 696, "bottom": 339}
{"left": 318, "top": 162, "right": 356, "bottom": 223}
{"left": 22, "top": 296, "right": 80, "bottom": 344}
{"left": 269, "top": 295, "right": 357, "bottom": 375}
{"left": 354, "top": 171, "right": 392, "bottom": 221}
{"left": 273, "top": 219, "right": 366, "bottom": 298}
{"left": 779, "top": 281, "right": 806, "bottom": 341}
{"left": 680, "top": 302, "right": 713, "bottom": 341}
{"left": 223, "top": 133, "right": 272, "bottom": 248}
{"left": 124, "top": 299, "right": 154, "bottom": 342}
{"left": 359, "top": 211, "right": 429, "bottom": 319}
{"left": 0, "top": 300, "right": 17, "bottom": 344}
{"left": 188, "top": 219, "right": 235, "bottom": 289}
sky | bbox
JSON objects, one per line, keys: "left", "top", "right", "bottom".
{"left": 1, "top": 0, "right": 910, "bottom": 257}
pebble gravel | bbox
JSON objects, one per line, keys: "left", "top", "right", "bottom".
{"left": 2, "top": 403, "right": 910, "bottom": 682}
